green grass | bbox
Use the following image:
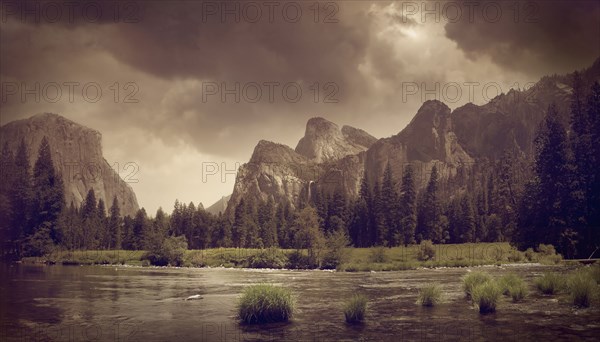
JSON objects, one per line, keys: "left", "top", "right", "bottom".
{"left": 471, "top": 281, "right": 502, "bottom": 314}
{"left": 25, "top": 242, "right": 557, "bottom": 272}
{"left": 567, "top": 270, "right": 597, "bottom": 308}
{"left": 498, "top": 273, "right": 528, "bottom": 301}
{"left": 536, "top": 273, "right": 566, "bottom": 295}
{"left": 463, "top": 271, "right": 492, "bottom": 297}
{"left": 343, "top": 294, "right": 368, "bottom": 324}
{"left": 417, "top": 284, "right": 443, "bottom": 306}
{"left": 237, "top": 284, "right": 295, "bottom": 324}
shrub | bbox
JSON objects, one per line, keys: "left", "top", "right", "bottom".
{"left": 568, "top": 271, "right": 597, "bottom": 308}
{"left": 238, "top": 284, "right": 294, "bottom": 324}
{"left": 524, "top": 248, "right": 538, "bottom": 262}
{"left": 321, "top": 229, "right": 351, "bottom": 269}
{"left": 537, "top": 244, "right": 556, "bottom": 256}
{"left": 416, "top": 240, "right": 435, "bottom": 261}
{"left": 507, "top": 249, "right": 524, "bottom": 262}
{"left": 344, "top": 294, "right": 367, "bottom": 324}
{"left": 246, "top": 248, "right": 288, "bottom": 269}
{"left": 540, "top": 253, "right": 563, "bottom": 265}
{"left": 369, "top": 246, "right": 389, "bottom": 263}
{"left": 143, "top": 235, "right": 188, "bottom": 266}
{"left": 471, "top": 281, "right": 501, "bottom": 314}
{"left": 536, "top": 273, "right": 565, "bottom": 295}
{"left": 417, "top": 284, "right": 442, "bottom": 307}
{"left": 287, "top": 250, "right": 317, "bottom": 269}
{"left": 463, "top": 271, "right": 492, "bottom": 297}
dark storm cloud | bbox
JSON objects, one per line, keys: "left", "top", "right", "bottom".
{"left": 443, "top": 0, "right": 600, "bottom": 75}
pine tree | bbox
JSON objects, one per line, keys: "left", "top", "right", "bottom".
{"left": 380, "top": 163, "right": 399, "bottom": 246}
{"left": 232, "top": 199, "right": 247, "bottom": 248}
{"left": 81, "top": 189, "right": 98, "bottom": 249}
{"left": 9, "top": 139, "right": 32, "bottom": 256}
{"left": 132, "top": 208, "right": 149, "bottom": 250}
{"left": 96, "top": 198, "right": 107, "bottom": 248}
{"left": 582, "top": 82, "right": 600, "bottom": 256}
{"left": 108, "top": 196, "right": 122, "bottom": 249}
{"left": 372, "top": 179, "right": 386, "bottom": 246}
{"left": 399, "top": 164, "right": 417, "bottom": 245}
{"left": 29, "top": 137, "right": 64, "bottom": 251}
{"left": 535, "top": 103, "right": 574, "bottom": 250}
{"left": 418, "top": 165, "right": 442, "bottom": 242}
{"left": 0, "top": 143, "right": 15, "bottom": 258}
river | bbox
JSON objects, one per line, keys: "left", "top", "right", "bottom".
{"left": 1, "top": 263, "right": 598, "bottom": 341}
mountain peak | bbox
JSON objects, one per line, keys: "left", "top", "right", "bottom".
{"left": 295, "top": 117, "right": 375, "bottom": 163}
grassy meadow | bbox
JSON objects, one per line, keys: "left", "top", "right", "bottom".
{"left": 21, "top": 242, "right": 566, "bottom": 271}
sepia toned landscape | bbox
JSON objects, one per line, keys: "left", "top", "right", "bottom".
{"left": 1, "top": 1, "right": 599, "bottom": 341}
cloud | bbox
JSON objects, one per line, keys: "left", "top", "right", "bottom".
{"left": 443, "top": 0, "right": 600, "bottom": 75}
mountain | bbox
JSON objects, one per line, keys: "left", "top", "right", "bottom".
{"left": 227, "top": 58, "right": 600, "bottom": 213}
{"left": 206, "top": 194, "right": 231, "bottom": 215}
{"left": 295, "top": 117, "right": 376, "bottom": 162}
{"left": 0, "top": 113, "right": 139, "bottom": 216}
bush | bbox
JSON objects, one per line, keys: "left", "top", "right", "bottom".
{"left": 471, "top": 281, "right": 501, "bottom": 314}
{"left": 507, "top": 249, "right": 524, "bottom": 262}
{"left": 463, "top": 271, "right": 492, "bottom": 297}
{"left": 238, "top": 284, "right": 294, "bottom": 324}
{"left": 524, "top": 248, "right": 538, "bottom": 262}
{"left": 343, "top": 294, "right": 367, "bottom": 324}
{"left": 321, "top": 229, "right": 351, "bottom": 269}
{"left": 143, "top": 235, "right": 188, "bottom": 266}
{"left": 369, "top": 246, "right": 389, "bottom": 263}
{"left": 537, "top": 244, "right": 556, "bottom": 256}
{"left": 536, "top": 273, "right": 565, "bottom": 295}
{"left": 416, "top": 240, "right": 435, "bottom": 261}
{"left": 246, "top": 248, "right": 288, "bottom": 269}
{"left": 417, "top": 284, "right": 442, "bottom": 306}
{"left": 540, "top": 253, "right": 563, "bottom": 265}
{"left": 287, "top": 250, "right": 317, "bottom": 269}
{"left": 568, "top": 271, "right": 597, "bottom": 308}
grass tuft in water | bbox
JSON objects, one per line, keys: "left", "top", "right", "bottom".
{"left": 237, "top": 284, "right": 294, "bottom": 324}
{"left": 498, "top": 273, "right": 528, "bottom": 302}
{"left": 567, "top": 271, "right": 597, "bottom": 308}
{"left": 417, "top": 284, "right": 443, "bottom": 306}
{"left": 536, "top": 272, "right": 565, "bottom": 295}
{"left": 462, "top": 271, "right": 492, "bottom": 297}
{"left": 471, "top": 281, "right": 501, "bottom": 314}
{"left": 343, "top": 294, "right": 368, "bottom": 324}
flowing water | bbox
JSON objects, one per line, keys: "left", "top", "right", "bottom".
{"left": 1, "top": 263, "right": 599, "bottom": 341}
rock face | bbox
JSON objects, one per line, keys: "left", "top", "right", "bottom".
{"left": 295, "top": 117, "right": 376, "bottom": 163}
{"left": 227, "top": 59, "right": 600, "bottom": 213}
{"left": 206, "top": 194, "right": 231, "bottom": 215}
{"left": 0, "top": 113, "right": 139, "bottom": 217}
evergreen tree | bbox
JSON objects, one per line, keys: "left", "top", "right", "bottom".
{"left": 29, "top": 137, "right": 64, "bottom": 252}
{"left": 380, "top": 163, "right": 399, "bottom": 245}
{"left": 132, "top": 208, "right": 150, "bottom": 250}
{"left": 535, "top": 104, "right": 574, "bottom": 250}
{"left": 399, "top": 165, "right": 417, "bottom": 245}
{"left": 81, "top": 189, "right": 98, "bottom": 249}
{"left": 418, "top": 165, "right": 443, "bottom": 242}
{"left": 96, "top": 198, "right": 107, "bottom": 248}
{"left": 372, "top": 179, "right": 386, "bottom": 246}
{"left": 0, "top": 143, "right": 15, "bottom": 258}
{"left": 9, "top": 139, "right": 32, "bottom": 256}
{"left": 108, "top": 196, "right": 122, "bottom": 249}
{"left": 232, "top": 199, "right": 248, "bottom": 248}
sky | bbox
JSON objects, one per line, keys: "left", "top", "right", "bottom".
{"left": 1, "top": 0, "right": 598, "bottom": 215}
